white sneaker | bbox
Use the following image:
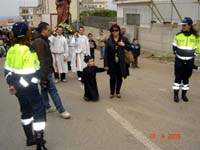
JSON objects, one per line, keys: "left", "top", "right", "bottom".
{"left": 61, "top": 79, "right": 67, "bottom": 82}
{"left": 54, "top": 79, "right": 59, "bottom": 84}
{"left": 60, "top": 111, "right": 71, "bottom": 119}
{"left": 78, "top": 77, "right": 82, "bottom": 81}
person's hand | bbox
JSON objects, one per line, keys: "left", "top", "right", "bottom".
{"left": 104, "top": 67, "right": 109, "bottom": 70}
{"left": 40, "top": 80, "right": 48, "bottom": 89}
{"left": 9, "top": 86, "right": 16, "bottom": 95}
{"left": 118, "top": 40, "right": 125, "bottom": 47}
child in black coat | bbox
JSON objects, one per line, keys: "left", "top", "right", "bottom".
{"left": 131, "top": 39, "right": 141, "bottom": 68}
{"left": 81, "top": 55, "right": 106, "bottom": 101}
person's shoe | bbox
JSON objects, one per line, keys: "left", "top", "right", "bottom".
{"left": 27, "top": 139, "right": 36, "bottom": 146}
{"left": 78, "top": 77, "right": 82, "bottom": 81}
{"left": 182, "top": 90, "right": 189, "bottom": 102}
{"left": 110, "top": 95, "right": 115, "bottom": 99}
{"left": 84, "top": 96, "right": 90, "bottom": 101}
{"left": 116, "top": 94, "right": 121, "bottom": 98}
{"left": 60, "top": 111, "right": 71, "bottom": 119}
{"left": 61, "top": 79, "right": 67, "bottom": 82}
{"left": 22, "top": 124, "right": 36, "bottom": 146}
{"left": 174, "top": 90, "right": 179, "bottom": 103}
{"left": 36, "top": 145, "right": 48, "bottom": 150}
{"left": 34, "top": 130, "right": 47, "bottom": 150}
{"left": 54, "top": 79, "right": 59, "bottom": 84}
{"left": 46, "top": 107, "right": 57, "bottom": 113}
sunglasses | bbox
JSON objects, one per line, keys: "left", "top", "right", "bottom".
{"left": 112, "top": 29, "right": 119, "bottom": 32}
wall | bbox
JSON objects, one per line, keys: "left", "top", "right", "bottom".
{"left": 116, "top": 1, "right": 200, "bottom": 27}
{"left": 138, "top": 24, "right": 180, "bottom": 55}
{"left": 84, "top": 25, "right": 176, "bottom": 55}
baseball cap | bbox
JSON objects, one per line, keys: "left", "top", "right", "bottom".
{"left": 180, "top": 17, "right": 193, "bottom": 25}
{"left": 12, "top": 22, "right": 28, "bottom": 38}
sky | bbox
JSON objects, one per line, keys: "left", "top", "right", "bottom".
{"left": 0, "top": 0, "right": 19, "bottom": 18}
{"left": 0, "top": 0, "right": 116, "bottom": 20}
{"left": 0, "top": 0, "right": 39, "bottom": 19}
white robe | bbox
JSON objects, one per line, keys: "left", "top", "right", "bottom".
{"left": 70, "top": 35, "right": 90, "bottom": 72}
{"left": 67, "top": 36, "right": 73, "bottom": 62}
{"left": 49, "top": 35, "right": 69, "bottom": 73}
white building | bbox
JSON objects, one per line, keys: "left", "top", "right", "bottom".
{"left": 80, "top": 0, "right": 107, "bottom": 11}
{"left": 114, "top": 0, "right": 200, "bottom": 27}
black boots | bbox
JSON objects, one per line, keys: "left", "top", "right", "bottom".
{"left": 174, "top": 90, "right": 189, "bottom": 102}
{"left": 34, "top": 130, "right": 48, "bottom": 150}
{"left": 182, "top": 90, "right": 189, "bottom": 102}
{"left": 22, "top": 124, "right": 36, "bottom": 146}
{"left": 174, "top": 90, "right": 179, "bottom": 103}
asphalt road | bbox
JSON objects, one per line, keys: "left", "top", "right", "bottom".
{"left": 0, "top": 55, "right": 200, "bottom": 150}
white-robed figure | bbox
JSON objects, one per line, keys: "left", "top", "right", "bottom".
{"left": 49, "top": 26, "right": 69, "bottom": 83}
{"left": 67, "top": 35, "right": 74, "bottom": 71}
{"left": 71, "top": 27, "right": 90, "bottom": 80}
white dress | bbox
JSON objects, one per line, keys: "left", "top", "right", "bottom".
{"left": 67, "top": 36, "right": 73, "bottom": 62}
{"left": 49, "top": 35, "right": 69, "bottom": 73}
{"left": 70, "top": 34, "right": 90, "bottom": 72}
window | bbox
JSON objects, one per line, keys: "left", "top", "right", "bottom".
{"left": 126, "top": 14, "right": 140, "bottom": 26}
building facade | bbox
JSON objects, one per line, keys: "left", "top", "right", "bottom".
{"left": 114, "top": 0, "right": 200, "bottom": 27}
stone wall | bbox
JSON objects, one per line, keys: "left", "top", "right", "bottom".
{"left": 138, "top": 24, "right": 180, "bottom": 55}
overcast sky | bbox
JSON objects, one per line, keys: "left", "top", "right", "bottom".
{"left": 0, "top": 0, "right": 38, "bottom": 18}
{"left": 0, "top": 0, "right": 19, "bottom": 17}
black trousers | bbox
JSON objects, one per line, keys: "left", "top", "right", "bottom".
{"left": 174, "top": 57, "right": 194, "bottom": 85}
{"left": 110, "top": 76, "right": 123, "bottom": 95}
{"left": 15, "top": 84, "right": 46, "bottom": 123}
{"left": 77, "top": 71, "right": 83, "bottom": 78}
{"left": 54, "top": 72, "right": 66, "bottom": 80}
{"left": 109, "top": 63, "right": 123, "bottom": 95}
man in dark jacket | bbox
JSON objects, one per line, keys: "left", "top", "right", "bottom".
{"left": 32, "top": 22, "right": 71, "bottom": 119}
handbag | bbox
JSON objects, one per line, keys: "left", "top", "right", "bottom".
{"left": 124, "top": 49, "right": 134, "bottom": 64}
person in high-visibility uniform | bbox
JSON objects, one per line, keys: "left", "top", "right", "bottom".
{"left": 4, "top": 22, "right": 48, "bottom": 150}
{"left": 172, "top": 17, "right": 199, "bottom": 103}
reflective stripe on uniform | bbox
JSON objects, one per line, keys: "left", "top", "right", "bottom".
{"left": 31, "top": 77, "right": 40, "bottom": 84}
{"left": 176, "top": 54, "right": 193, "bottom": 60}
{"left": 173, "top": 42, "right": 177, "bottom": 46}
{"left": 172, "top": 83, "right": 181, "bottom": 90}
{"left": 21, "top": 117, "right": 34, "bottom": 125}
{"left": 33, "top": 122, "right": 46, "bottom": 131}
{"left": 5, "top": 72, "right": 12, "bottom": 80}
{"left": 176, "top": 45, "right": 197, "bottom": 50}
{"left": 4, "top": 66, "right": 39, "bottom": 75}
{"left": 182, "top": 84, "right": 189, "bottom": 90}
{"left": 19, "top": 77, "right": 29, "bottom": 87}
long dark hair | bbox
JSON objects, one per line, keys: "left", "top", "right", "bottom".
{"left": 10, "top": 29, "right": 32, "bottom": 46}
{"left": 109, "top": 24, "right": 122, "bottom": 38}
{"left": 191, "top": 25, "right": 199, "bottom": 37}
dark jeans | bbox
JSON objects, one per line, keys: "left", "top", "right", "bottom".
{"left": 100, "top": 47, "right": 104, "bottom": 59}
{"left": 16, "top": 84, "right": 46, "bottom": 123}
{"left": 90, "top": 49, "right": 95, "bottom": 59}
{"left": 174, "top": 57, "right": 194, "bottom": 85}
{"left": 133, "top": 55, "right": 139, "bottom": 67}
{"left": 41, "top": 74, "right": 65, "bottom": 113}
